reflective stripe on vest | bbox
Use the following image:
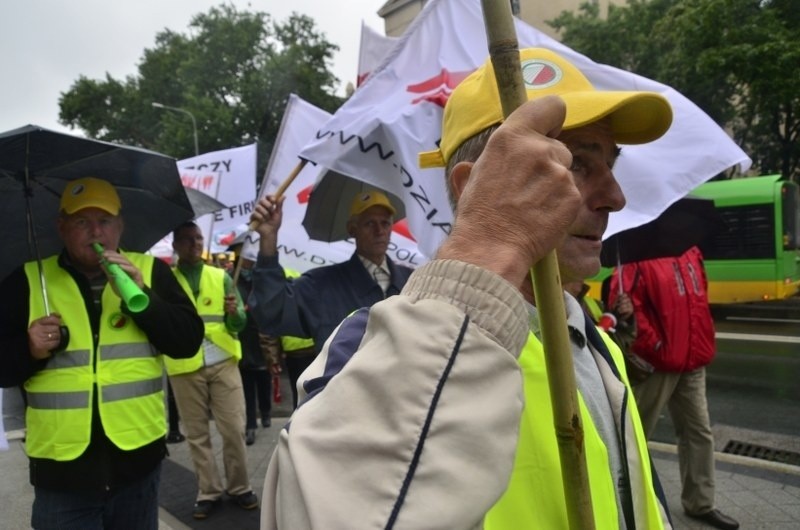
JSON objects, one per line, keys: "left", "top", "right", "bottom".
{"left": 484, "top": 331, "right": 667, "bottom": 530}
{"left": 281, "top": 334, "right": 315, "bottom": 352}
{"left": 165, "top": 265, "right": 241, "bottom": 375}
{"left": 102, "top": 376, "right": 162, "bottom": 402}
{"left": 27, "top": 391, "right": 89, "bottom": 410}
{"left": 42, "top": 349, "right": 91, "bottom": 369}
{"left": 23, "top": 253, "right": 165, "bottom": 460}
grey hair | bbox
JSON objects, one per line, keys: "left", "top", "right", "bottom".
{"left": 443, "top": 125, "right": 500, "bottom": 211}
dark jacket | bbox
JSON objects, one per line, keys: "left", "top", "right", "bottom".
{"left": 250, "top": 252, "right": 413, "bottom": 354}
{"left": 0, "top": 251, "right": 204, "bottom": 491}
{"left": 237, "top": 272, "right": 267, "bottom": 370}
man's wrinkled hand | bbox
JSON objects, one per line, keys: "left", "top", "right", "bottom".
{"left": 437, "top": 96, "right": 581, "bottom": 287}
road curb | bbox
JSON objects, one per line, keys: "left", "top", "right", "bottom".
{"left": 649, "top": 440, "right": 800, "bottom": 477}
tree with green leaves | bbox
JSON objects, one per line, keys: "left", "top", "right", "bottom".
{"left": 549, "top": 0, "right": 800, "bottom": 182}
{"left": 59, "top": 4, "right": 343, "bottom": 176}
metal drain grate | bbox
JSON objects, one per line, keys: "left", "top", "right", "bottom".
{"left": 723, "top": 440, "right": 800, "bottom": 467}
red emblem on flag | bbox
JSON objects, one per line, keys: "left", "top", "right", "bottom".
{"left": 406, "top": 68, "right": 472, "bottom": 107}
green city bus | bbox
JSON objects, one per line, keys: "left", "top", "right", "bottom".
{"left": 691, "top": 174, "right": 800, "bottom": 303}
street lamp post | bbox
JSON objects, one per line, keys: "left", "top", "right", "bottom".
{"left": 151, "top": 102, "right": 199, "bottom": 156}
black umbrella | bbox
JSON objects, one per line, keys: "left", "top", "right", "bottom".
{"left": 0, "top": 125, "right": 195, "bottom": 286}
{"left": 600, "top": 196, "right": 727, "bottom": 267}
{"left": 302, "top": 170, "right": 406, "bottom": 242}
{"left": 184, "top": 186, "right": 227, "bottom": 218}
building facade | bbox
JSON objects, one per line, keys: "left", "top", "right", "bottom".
{"left": 377, "top": 0, "right": 622, "bottom": 39}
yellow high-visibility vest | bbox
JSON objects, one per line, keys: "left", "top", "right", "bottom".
{"left": 484, "top": 330, "right": 668, "bottom": 529}
{"left": 165, "top": 264, "right": 241, "bottom": 375}
{"left": 24, "top": 253, "right": 164, "bottom": 460}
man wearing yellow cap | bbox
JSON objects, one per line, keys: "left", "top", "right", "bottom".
{"left": 248, "top": 189, "right": 414, "bottom": 390}
{"left": 0, "top": 177, "right": 204, "bottom": 529}
{"left": 257, "top": 47, "right": 686, "bottom": 529}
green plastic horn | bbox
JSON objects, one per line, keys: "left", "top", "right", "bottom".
{"left": 92, "top": 243, "right": 150, "bottom": 313}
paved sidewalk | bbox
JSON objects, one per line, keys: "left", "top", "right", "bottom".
{"left": 649, "top": 441, "right": 800, "bottom": 529}
{"left": 4, "top": 386, "right": 800, "bottom": 529}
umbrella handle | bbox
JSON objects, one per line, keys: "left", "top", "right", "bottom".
{"left": 34, "top": 258, "right": 52, "bottom": 316}
{"left": 25, "top": 158, "right": 52, "bottom": 316}
{"left": 33, "top": 262, "right": 71, "bottom": 353}
{"left": 53, "top": 326, "right": 70, "bottom": 353}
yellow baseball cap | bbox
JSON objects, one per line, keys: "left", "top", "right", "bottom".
{"left": 419, "top": 47, "right": 673, "bottom": 168}
{"left": 60, "top": 177, "right": 121, "bottom": 215}
{"left": 349, "top": 190, "right": 397, "bottom": 217}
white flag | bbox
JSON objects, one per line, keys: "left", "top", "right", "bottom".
{"left": 357, "top": 22, "right": 399, "bottom": 87}
{"left": 240, "top": 94, "right": 425, "bottom": 273}
{"left": 301, "top": 0, "right": 751, "bottom": 257}
{"left": 178, "top": 144, "right": 257, "bottom": 254}
{"left": 148, "top": 144, "right": 258, "bottom": 261}
{"left": 147, "top": 168, "right": 225, "bottom": 262}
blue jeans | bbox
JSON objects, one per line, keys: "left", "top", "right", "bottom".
{"left": 31, "top": 463, "right": 161, "bottom": 530}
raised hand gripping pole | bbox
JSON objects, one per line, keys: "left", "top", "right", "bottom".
{"left": 232, "top": 159, "right": 308, "bottom": 287}
{"left": 480, "top": 1, "right": 595, "bottom": 528}
{"left": 93, "top": 243, "right": 150, "bottom": 313}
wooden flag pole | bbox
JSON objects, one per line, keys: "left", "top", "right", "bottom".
{"left": 479, "top": 1, "right": 595, "bottom": 528}
{"left": 246, "top": 159, "right": 308, "bottom": 232}
{"left": 231, "top": 158, "right": 308, "bottom": 287}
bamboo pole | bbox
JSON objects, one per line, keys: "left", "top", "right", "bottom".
{"left": 479, "top": 1, "right": 595, "bottom": 528}
{"left": 231, "top": 159, "right": 308, "bottom": 287}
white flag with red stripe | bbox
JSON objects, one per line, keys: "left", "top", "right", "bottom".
{"left": 303, "top": 0, "right": 751, "bottom": 258}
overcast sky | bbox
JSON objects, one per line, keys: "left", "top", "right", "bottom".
{"left": 0, "top": 0, "right": 385, "bottom": 134}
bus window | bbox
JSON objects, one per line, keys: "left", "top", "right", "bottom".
{"left": 699, "top": 204, "right": 774, "bottom": 260}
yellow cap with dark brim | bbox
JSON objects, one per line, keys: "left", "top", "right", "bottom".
{"left": 419, "top": 47, "right": 673, "bottom": 169}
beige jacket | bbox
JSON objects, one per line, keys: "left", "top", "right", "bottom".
{"left": 260, "top": 259, "right": 531, "bottom": 529}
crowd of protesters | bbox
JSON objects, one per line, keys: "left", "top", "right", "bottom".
{"left": 0, "top": 45, "right": 740, "bottom": 530}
